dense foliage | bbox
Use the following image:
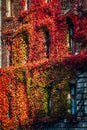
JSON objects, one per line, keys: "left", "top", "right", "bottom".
{"left": 1, "top": 0, "right": 87, "bottom": 129}
{"left": 0, "top": 60, "right": 71, "bottom": 129}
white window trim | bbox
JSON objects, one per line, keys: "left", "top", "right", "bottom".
{"left": 6, "top": 0, "right": 14, "bottom": 17}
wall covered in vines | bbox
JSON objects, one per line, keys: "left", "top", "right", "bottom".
{"left": 1, "top": 0, "right": 87, "bottom": 129}
{"left": 0, "top": 60, "right": 71, "bottom": 130}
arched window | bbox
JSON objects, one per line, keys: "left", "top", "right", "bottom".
{"left": 6, "top": 0, "right": 14, "bottom": 17}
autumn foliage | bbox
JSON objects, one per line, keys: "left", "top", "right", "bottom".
{"left": 0, "top": 0, "right": 87, "bottom": 129}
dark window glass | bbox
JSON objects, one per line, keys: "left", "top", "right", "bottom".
{"left": 47, "top": 0, "right": 51, "bottom": 2}
{"left": 27, "top": 0, "right": 30, "bottom": 9}
{"left": 70, "top": 83, "right": 76, "bottom": 115}
{"left": 66, "top": 17, "right": 74, "bottom": 54}
{"left": 61, "top": 0, "right": 71, "bottom": 9}
{"left": 44, "top": 30, "right": 50, "bottom": 58}
{"left": 7, "top": 93, "right": 12, "bottom": 118}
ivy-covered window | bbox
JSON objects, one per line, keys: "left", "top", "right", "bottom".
{"left": 5, "top": 34, "right": 13, "bottom": 66}
{"left": 22, "top": 31, "right": 29, "bottom": 62}
{"left": 7, "top": 93, "right": 12, "bottom": 118}
{"left": 44, "top": 29, "right": 50, "bottom": 58}
{"left": 47, "top": 85, "right": 52, "bottom": 115}
{"left": 66, "top": 17, "right": 74, "bottom": 54}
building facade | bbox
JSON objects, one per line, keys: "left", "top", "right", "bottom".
{"left": 0, "top": 0, "right": 87, "bottom": 129}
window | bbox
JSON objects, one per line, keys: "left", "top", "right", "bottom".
{"left": 25, "top": 0, "right": 30, "bottom": 10}
{"left": 66, "top": 17, "right": 74, "bottom": 54}
{"left": 5, "top": 34, "right": 13, "bottom": 66}
{"left": 70, "top": 79, "right": 76, "bottom": 115}
{"left": 44, "top": 29, "right": 50, "bottom": 58}
{"left": 1, "top": 38, "right": 12, "bottom": 67}
{"left": 39, "top": 27, "right": 50, "bottom": 58}
{"left": 7, "top": 93, "right": 12, "bottom": 118}
{"left": 47, "top": 85, "right": 52, "bottom": 115}
{"left": 83, "top": 83, "right": 87, "bottom": 115}
{"left": 71, "top": 86, "right": 76, "bottom": 115}
{"left": 0, "top": 121, "right": 2, "bottom": 130}
{"left": 6, "top": 0, "right": 14, "bottom": 17}
{"left": 22, "top": 31, "right": 29, "bottom": 62}
{"left": 70, "top": 73, "right": 87, "bottom": 119}
{"left": 61, "top": 0, "right": 71, "bottom": 9}
{"left": 6, "top": 48, "right": 10, "bottom": 66}
{"left": 70, "top": 80, "right": 76, "bottom": 116}
{"left": 9, "top": 42, "right": 12, "bottom": 65}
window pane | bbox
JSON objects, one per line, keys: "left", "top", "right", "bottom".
{"left": 71, "top": 98, "right": 75, "bottom": 115}
{"left": 71, "top": 87, "right": 75, "bottom": 95}
{"left": 85, "top": 101, "right": 87, "bottom": 114}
